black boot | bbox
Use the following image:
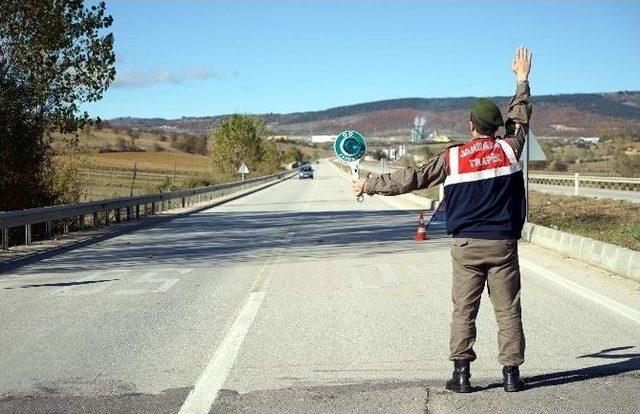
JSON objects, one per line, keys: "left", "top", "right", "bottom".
{"left": 445, "top": 360, "right": 471, "bottom": 393}
{"left": 502, "top": 365, "right": 525, "bottom": 392}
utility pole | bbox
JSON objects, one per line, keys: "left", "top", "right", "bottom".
{"left": 172, "top": 161, "right": 177, "bottom": 186}
{"left": 130, "top": 162, "right": 137, "bottom": 197}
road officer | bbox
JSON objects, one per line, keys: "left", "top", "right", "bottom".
{"left": 353, "top": 46, "right": 533, "bottom": 393}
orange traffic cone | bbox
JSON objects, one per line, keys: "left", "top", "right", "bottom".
{"left": 414, "top": 211, "right": 428, "bottom": 241}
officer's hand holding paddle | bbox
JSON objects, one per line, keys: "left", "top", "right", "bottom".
{"left": 352, "top": 178, "right": 366, "bottom": 197}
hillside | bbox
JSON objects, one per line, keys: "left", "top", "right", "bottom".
{"left": 109, "top": 91, "right": 640, "bottom": 138}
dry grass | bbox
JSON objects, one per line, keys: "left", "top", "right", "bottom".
{"left": 56, "top": 152, "right": 215, "bottom": 201}
{"left": 529, "top": 190, "right": 640, "bottom": 251}
{"left": 81, "top": 152, "right": 211, "bottom": 174}
{"left": 51, "top": 128, "right": 179, "bottom": 153}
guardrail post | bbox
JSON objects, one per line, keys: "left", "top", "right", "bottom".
{"left": 78, "top": 215, "right": 84, "bottom": 231}
{"left": 25, "top": 225, "right": 32, "bottom": 245}
{"left": 105, "top": 210, "right": 110, "bottom": 226}
{"left": 126, "top": 206, "right": 131, "bottom": 221}
{"left": 151, "top": 202, "right": 156, "bottom": 215}
{"left": 63, "top": 219, "right": 69, "bottom": 235}
{"left": 574, "top": 173, "right": 580, "bottom": 196}
{"left": 136, "top": 204, "right": 140, "bottom": 219}
{"left": 182, "top": 197, "right": 186, "bottom": 208}
{"left": 45, "top": 221, "right": 52, "bottom": 239}
{"left": 115, "top": 208, "right": 121, "bottom": 223}
{"left": 1, "top": 228, "right": 8, "bottom": 250}
{"left": 93, "top": 212, "right": 99, "bottom": 228}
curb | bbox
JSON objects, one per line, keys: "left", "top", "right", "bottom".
{"left": 521, "top": 222, "right": 640, "bottom": 283}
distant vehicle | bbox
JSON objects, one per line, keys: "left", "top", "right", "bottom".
{"left": 298, "top": 165, "right": 314, "bottom": 179}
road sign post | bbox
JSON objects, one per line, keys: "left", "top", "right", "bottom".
{"left": 523, "top": 130, "right": 547, "bottom": 222}
{"left": 237, "top": 162, "right": 250, "bottom": 182}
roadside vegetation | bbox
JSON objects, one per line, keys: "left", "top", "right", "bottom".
{"left": 534, "top": 131, "right": 640, "bottom": 176}
{"left": 50, "top": 123, "right": 322, "bottom": 201}
{"left": 529, "top": 190, "right": 640, "bottom": 251}
{"left": 1, "top": 1, "right": 115, "bottom": 212}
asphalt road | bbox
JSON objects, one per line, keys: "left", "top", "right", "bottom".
{"left": 1, "top": 161, "right": 639, "bottom": 414}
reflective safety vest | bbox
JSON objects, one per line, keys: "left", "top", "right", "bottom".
{"left": 443, "top": 136, "right": 526, "bottom": 239}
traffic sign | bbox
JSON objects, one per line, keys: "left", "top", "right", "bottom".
{"left": 527, "top": 130, "right": 547, "bottom": 161}
{"left": 334, "top": 131, "right": 366, "bottom": 163}
{"left": 523, "top": 129, "right": 547, "bottom": 222}
{"left": 237, "top": 162, "right": 249, "bottom": 181}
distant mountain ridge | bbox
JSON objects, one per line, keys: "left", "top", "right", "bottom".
{"left": 108, "top": 90, "right": 640, "bottom": 138}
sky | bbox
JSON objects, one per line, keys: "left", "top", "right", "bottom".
{"left": 83, "top": 1, "right": 640, "bottom": 120}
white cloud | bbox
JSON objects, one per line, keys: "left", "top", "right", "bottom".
{"left": 112, "top": 66, "right": 224, "bottom": 88}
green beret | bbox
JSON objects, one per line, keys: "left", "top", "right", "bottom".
{"left": 470, "top": 98, "right": 504, "bottom": 130}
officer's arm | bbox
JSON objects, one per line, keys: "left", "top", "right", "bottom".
{"left": 503, "top": 81, "right": 532, "bottom": 160}
{"left": 363, "top": 151, "right": 446, "bottom": 196}
{"left": 503, "top": 46, "right": 533, "bottom": 160}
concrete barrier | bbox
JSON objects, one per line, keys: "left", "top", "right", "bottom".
{"left": 521, "top": 222, "right": 640, "bottom": 283}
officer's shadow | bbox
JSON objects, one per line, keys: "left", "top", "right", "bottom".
{"left": 480, "top": 346, "right": 640, "bottom": 391}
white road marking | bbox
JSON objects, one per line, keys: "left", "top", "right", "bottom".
{"left": 177, "top": 290, "right": 267, "bottom": 414}
{"left": 349, "top": 264, "right": 401, "bottom": 289}
{"left": 378, "top": 263, "right": 399, "bottom": 285}
{"left": 116, "top": 268, "right": 191, "bottom": 295}
{"left": 521, "top": 258, "right": 640, "bottom": 324}
{"left": 405, "top": 264, "right": 420, "bottom": 281}
{"left": 179, "top": 231, "right": 293, "bottom": 413}
{"left": 350, "top": 267, "right": 365, "bottom": 288}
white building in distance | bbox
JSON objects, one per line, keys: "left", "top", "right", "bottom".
{"left": 311, "top": 135, "right": 335, "bottom": 143}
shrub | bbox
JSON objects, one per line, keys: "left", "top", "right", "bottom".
{"left": 546, "top": 160, "right": 568, "bottom": 172}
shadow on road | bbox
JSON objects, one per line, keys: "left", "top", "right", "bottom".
{"left": 480, "top": 346, "right": 640, "bottom": 391}
{"left": 10, "top": 209, "right": 451, "bottom": 274}
{"left": 3, "top": 279, "right": 119, "bottom": 289}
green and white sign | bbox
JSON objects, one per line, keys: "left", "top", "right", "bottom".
{"left": 334, "top": 131, "right": 366, "bottom": 163}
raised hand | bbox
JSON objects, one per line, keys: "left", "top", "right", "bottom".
{"left": 511, "top": 45, "right": 532, "bottom": 82}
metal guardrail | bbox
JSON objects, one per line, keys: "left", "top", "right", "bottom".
{"left": 529, "top": 173, "right": 640, "bottom": 193}
{"left": 1, "top": 171, "right": 293, "bottom": 250}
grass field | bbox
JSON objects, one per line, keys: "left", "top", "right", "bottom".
{"left": 53, "top": 128, "right": 303, "bottom": 201}
{"left": 82, "top": 152, "right": 211, "bottom": 174}
{"left": 529, "top": 190, "right": 640, "bottom": 251}
{"left": 58, "top": 152, "right": 217, "bottom": 201}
